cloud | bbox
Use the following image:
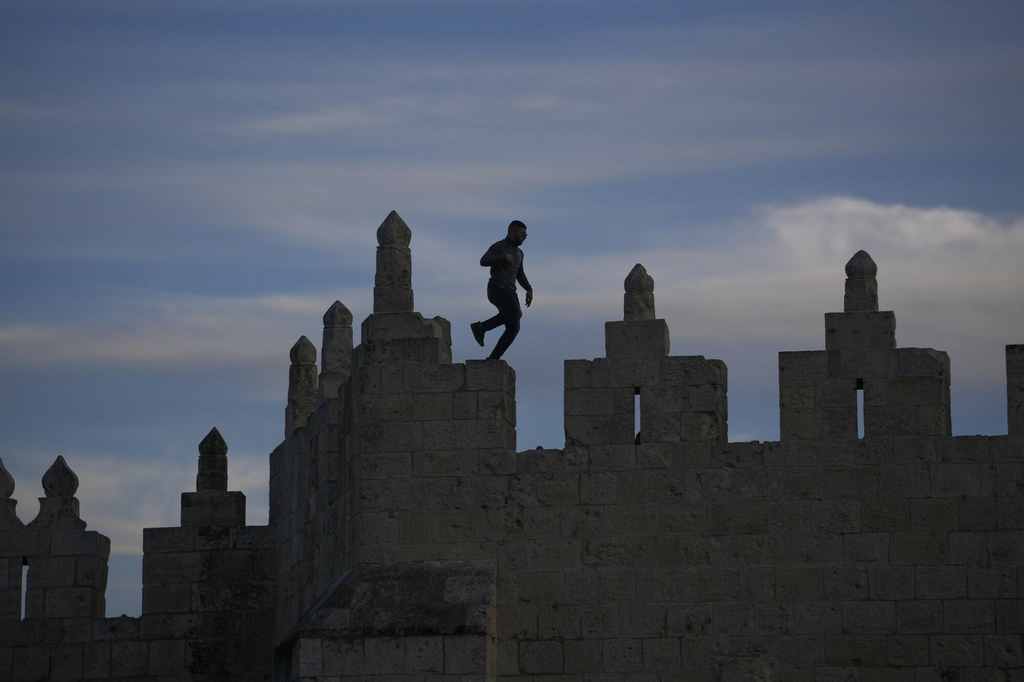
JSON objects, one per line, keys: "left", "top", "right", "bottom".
{"left": 0, "top": 290, "right": 348, "bottom": 372}
{"left": 4, "top": 195, "right": 1019, "bottom": 382}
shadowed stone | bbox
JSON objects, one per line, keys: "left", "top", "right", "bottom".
{"left": 197, "top": 427, "right": 228, "bottom": 492}
{"left": 844, "top": 249, "right": 879, "bottom": 313}
{"left": 42, "top": 455, "right": 78, "bottom": 497}
{"left": 182, "top": 428, "right": 246, "bottom": 527}
{"left": 624, "top": 263, "right": 655, "bottom": 321}
{"left": 0, "top": 457, "right": 13, "bottom": 499}
{"left": 374, "top": 210, "right": 414, "bottom": 313}
{"left": 320, "top": 300, "right": 354, "bottom": 400}
{"left": 287, "top": 336, "right": 318, "bottom": 435}
{"left": 29, "top": 456, "right": 86, "bottom": 529}
{"left": 0, "top": 457, "right": 23, "bottom": 529}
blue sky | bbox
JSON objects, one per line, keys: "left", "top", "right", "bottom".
{"left": 2, "top": 1, "right": 1022, "bottom": 617}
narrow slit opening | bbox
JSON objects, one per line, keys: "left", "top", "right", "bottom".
{"left": 21, "top": 560, "right": 28, "bottom": 620}
{"left": 634, "top": 388, "right": 641, "bottom": 443}
{"left": 856, "top": 379, "right": 865, "bottom": 439}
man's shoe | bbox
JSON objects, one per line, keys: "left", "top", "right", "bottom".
{"left": 471, "top": 322, "right": 485, "bottom": 347}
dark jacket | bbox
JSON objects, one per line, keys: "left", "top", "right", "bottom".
{"left": 481, "top": 237, "right": 532, "bottom": 292}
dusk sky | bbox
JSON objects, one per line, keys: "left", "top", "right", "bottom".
{"left": 2, "top": 1, "right": 1022, "bottom": 617}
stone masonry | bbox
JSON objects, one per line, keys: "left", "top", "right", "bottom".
{"left": 1, "top": 210, "right": 1022, "bottom": 680}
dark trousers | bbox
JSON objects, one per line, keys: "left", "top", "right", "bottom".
{"left": 481, "top": 283, "right": 522, "bottom": 359}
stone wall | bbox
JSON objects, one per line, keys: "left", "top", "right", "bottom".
{"left": 1, "top": 211, "right": 1021, "bottom": 681}
{"left": 0, "top": 431, "right": 275, "bottom": 681}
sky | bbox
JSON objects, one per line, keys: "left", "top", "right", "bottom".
{"left": 1, "top": 0, "right": 1022, "bottom": 618}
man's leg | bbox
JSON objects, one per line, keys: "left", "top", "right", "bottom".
{"left": 481, "top": 285, "right": 522, "bottom": 359}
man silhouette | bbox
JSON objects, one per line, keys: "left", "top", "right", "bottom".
{"left": 471, "top": 220, "right": 534, "bottom": 360}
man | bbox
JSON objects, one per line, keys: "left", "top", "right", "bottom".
{"left": 471, "top": 220, "right": 534, "bottom": 360}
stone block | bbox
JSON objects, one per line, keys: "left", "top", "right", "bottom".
{"left": 887, "top": 635, "right": 929, "bottom": 666}
{"left": 564, "top": 359, "right": 593, "bottom": 389}
{"left": 605, "top": 319, "right": 669, "bottom": 359}
{"left": 824, "top": 311, "right": 896, "bottom": 351}
{"left": 824, "top": 634, "right": 887, "bottom": 666}
{"left": 877, "top": 465, "right": 929, "bottom": 499}
{"left": 142, "top": 583, "right": 191, "bottom": 614}
{"left": 563, "top": 637, "right": 603, "bottom": 673}
{"left": 180, "top": 490, "right": 246, "bottom": 527}
{"left": 147, "top": 639, "right": 185, "bottom": 676}
{"left": 44, "top": 586, "right": 100, "bottom": 618}
{"left": 608, "top": 357, "right": 663, "bottom": 388}
{"left": 25, "top": 556, "right": 75, "bottom": 588}
{"left": 967, "top": 566, "right": 1016, "bottom": 598}
{"left": 824, "top": 566, "right": 867, "bottom": 599}
{"left": 48, "top": 644, "right": 83, "bottom": 680}
{"left": 780, "top": 409, "right": 821, "bottom": 440}
{"left": 775, "top": 567, "right": 823, "bottom": 600}
{"left": 930, "top": 463, "right": 982, "bottom": 497}
{"left": 713, "top": 601, "right": 753, "bottom": 635}
{"left": 837, "top": 348, "right": 899, "bottom": 379}
{"left": 404, "top": 363, "right": 465, "bottom": 392}
{"left": 642, "top": 637, "right": 681, "bottom": 671}
{"left": 944, "top": 599, "right": 995, "bottom": 633}
{"left": 681, "top": 412, "right": 724, "bottom": 442}
{"left": 110, "top": 640, "right": 148, "bottom": 677}
{"left": 564, "top": 414, "right": 634, "bottom": 447}
{"left": 911, "top": 498, "right": 958, "bottom": 531}
{"left": 142, "top": 551, "right": 205, "bottom": 585}
{"left": 564, "top": 387, "right": 616, "bottom": 416}
{"left": 867, "top": 566, "right": 914, "bottom": 600}
{"left": 916, "top": 565, "right": 967, "bottom": 599}
{"left": 666, "top": 604, "right": 713, "bottom": 637}
{"left": 887, "top": 377, "right": 948, "bottom": 406}
{"left": 419, "top": 420, "right": 457, "bottom": 450}
{"left": 465, "top": 359, "right": 514, "bottom": 391}
{"left": 889, "top": 531, "right": 947, "bottom": 566}
{"left": 444, "top": 634, "right": 486, "bottom": 674}
{"left": 603, "top": 637, "right": 642, "bottom": 672}
{"left": 12, "top": 645, "right": 50, "bottom": 681}
{"left": 538, "top": 604, "right": 579, "bottom": 639}
{"left": 985, "top": 633, "right": 1024, "bottom": 668}
{"left": 49, "top": 530, "right": 110, "bottom": 557}
{"left": 142, "top": 527, "right": 194, "bottom": 553}
{"left": 930, "top": 634, "right": 984, "bottom": 666}
{"left": 780, "top": 384, "right": 814, "bottom": 411}
{"left": 794, "top": 601, "right": 842, "bottom": 635}
{"left": 456, "top": 419, "right": 514, "bottom": 450}
{"left": 779, "top": 351, "right": 830, "bottom": 384}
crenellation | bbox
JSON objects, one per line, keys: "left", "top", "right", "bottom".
{"left": 1, "top": 213, "right": 1021, "bottom": 680}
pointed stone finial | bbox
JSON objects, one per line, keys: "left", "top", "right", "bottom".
{"left": 197, "top": 427, "right": 228, "bottom": 492}
{"left": 287, "top": 336, "right": 318, "bottom": 435}
{"left": 182, "top": 427, "right": 247, "bottom": 527}
{"left": 324, "top": 300, "right": 353, "bottom": 328}
{"left": 42, "top": 455, "right": 79, "bottom": 498}
{"left": 376, "top": 209, "right": 412, "bottom": 247}
{"left": 844, "top": 250, "right": 879, "bottom": 312}
{"left": 0, "top": 458, "right": 22, "bottom": 530}
{"left": 320, "top": 300, "right": 354, "bottom": 401}
{"left": 0, "top": 457, "right": 14, "bottom": 499}
{"left": 290, "top": 335, "right": 317, "bottom": 365}
{"left": 28, "top": 456, "right": 86, "bottom": 529}
{"left": 373, "top": 210, "right": 414, "bottom": 313}
{"left": 624, "top": 263, "right": 656, "bottom": 321}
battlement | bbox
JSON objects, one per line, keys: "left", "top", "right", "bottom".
{"left": 1, "top": 210, "right": 1022, "bottom": 681}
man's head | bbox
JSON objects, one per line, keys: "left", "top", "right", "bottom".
{"left": 507, "top": 219, "right": 528, "bottom": 245}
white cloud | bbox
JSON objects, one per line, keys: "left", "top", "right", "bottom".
{"left": 4, "top": 196, "right": 1019, "bottom": 386}
{"left": 0, "top": 291, "right": 348, "bottom": 371}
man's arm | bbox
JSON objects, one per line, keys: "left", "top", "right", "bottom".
{"left": 480, "top": 242, "right": 508, "bottom": 267}
{"left": 517, "top": 258, "right": 534, "bottom": 307}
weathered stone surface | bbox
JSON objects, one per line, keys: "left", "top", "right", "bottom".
{"left": 3, "top": 238, "right": 1022, "bottom": 681}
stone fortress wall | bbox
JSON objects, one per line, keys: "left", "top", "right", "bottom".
{"left": 1, "top": 210, "right": 1022, "bottom": 680}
